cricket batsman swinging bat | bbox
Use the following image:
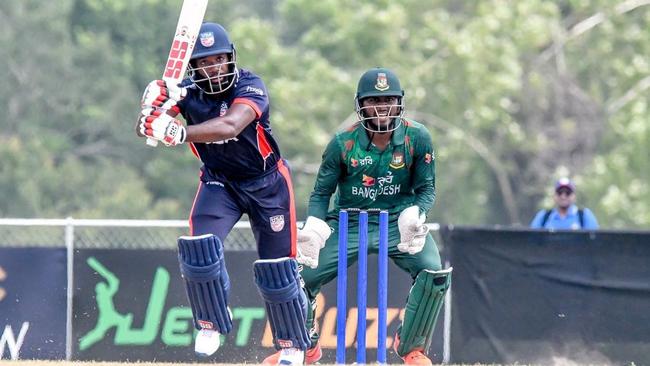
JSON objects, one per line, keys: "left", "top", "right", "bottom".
{"left": 146, "top": 0, "right": 209, "bottom": 146}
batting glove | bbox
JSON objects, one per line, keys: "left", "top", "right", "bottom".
{"left": 141, "top": 79, "right": 187, "bottom": 114}
{"left": 139, "top": 109, "right": 186, "bottom": 146}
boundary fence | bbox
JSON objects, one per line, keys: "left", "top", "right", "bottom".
{"left": 0, "top": 218, "right": 446, "bottom": 362}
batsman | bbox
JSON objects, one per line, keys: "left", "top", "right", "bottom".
{"left": 264, "top": 67, "right": 452, "bottom": 365}
{"left": 137, "top": 22, "right": 310, "bottom": 365}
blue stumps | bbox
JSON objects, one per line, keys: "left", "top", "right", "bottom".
{"left": 336, "top": 210, "right": 349, "bottom": 364}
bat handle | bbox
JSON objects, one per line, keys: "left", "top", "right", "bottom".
{"left": 146, "top": 138, "right": 159, "bottom": 147}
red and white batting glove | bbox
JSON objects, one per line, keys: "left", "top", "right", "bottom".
{"left": 139, "top": 109, "right": 186, "bottom": 146}
{"left": 140, "top": 79, "right": 187, "bottom": 114}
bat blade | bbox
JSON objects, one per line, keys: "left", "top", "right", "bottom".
{"left": 147, "top": 0, "right": 208, "bottom": 147}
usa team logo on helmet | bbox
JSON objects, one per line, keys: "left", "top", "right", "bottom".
{"left": 199, "top": 31, "right": 215, "bottom": 47}
{"left": 375, "top": 73, "right": 389, "bottom": 91}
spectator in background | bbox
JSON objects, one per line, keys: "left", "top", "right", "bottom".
{"left": 530, "top": 177, "right": 599, "bottom": 230}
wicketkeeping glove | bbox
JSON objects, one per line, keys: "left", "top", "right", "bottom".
{"left": 397, "top": 205, "right": 430, "bottom": 255}
{"left": 296, "top": 216, "right": 332, "bottom": 269}
{"left": 139, "top": 109, "right": 186, "bottom": 146}
{"left": 141, "top": 79, "right": 187, "bottom": 113}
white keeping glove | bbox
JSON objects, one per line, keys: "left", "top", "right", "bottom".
{"left": 141, "top": 79, "right": 187, "bottom": 112}
{"left": 397, "top": 205, "right": 430, "bottom": 255}
{"left": 296, "top": 216, "right": 332, "bottom": 269}
{"left": 139, "top": 109, "right": 186, "bottom": 146}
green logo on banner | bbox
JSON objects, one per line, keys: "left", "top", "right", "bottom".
{"left": 79, "top": 257, "right": 266, "bottom": 350}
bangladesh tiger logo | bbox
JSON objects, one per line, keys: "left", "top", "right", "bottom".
{"left": 375, "top": 73, "right": 389, "bottom": 91}
{"left": 390, "top": 151, "right": 405, "bottom": 169}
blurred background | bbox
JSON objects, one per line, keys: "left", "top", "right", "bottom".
{"left": 1, "top": 0, "right": 648, "bottom": 228}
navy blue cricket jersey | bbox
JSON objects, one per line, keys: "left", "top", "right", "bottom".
{"left": 177, "top": 68, "right": 281, "bottom": 179}
{"left": 176, "top": 69, "right": 297, "bottom": 259}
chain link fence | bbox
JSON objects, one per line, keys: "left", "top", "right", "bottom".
{"left": 0, "top": 218, "right": 442, "bottom": 250}
{"left": 0, "top": 219, "right": 256, "bottom": 250}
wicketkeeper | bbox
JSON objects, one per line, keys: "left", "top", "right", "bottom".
{"left": 263, "top": 67, "right": 451, "bottom": 365}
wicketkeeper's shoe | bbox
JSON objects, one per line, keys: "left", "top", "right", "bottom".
{"left": 393, "top": 333, "right": 433, "bottom": 366}
{"left": 262, "top": 341, "right": 321, "bottom": 365}
{"left": 400, "top": 349, "right": 433, "bottom": 365}
{"left": 194, "top": 329, "right": 221, "bottom": 357}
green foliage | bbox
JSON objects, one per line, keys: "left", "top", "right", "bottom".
{"left": 0, "top": 0, "right": 648, "bottom": 228}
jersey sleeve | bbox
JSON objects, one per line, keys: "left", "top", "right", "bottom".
{"left": 232, "top": 74, "right": 269, "bottom": 119}
{"left": 307, "top": 136, "right": 343, "bottom": 220}
{"left": 174, "top": 95, "right": 187, "bottom": 120}
{"left": 582, "top": 208, "right": 599, "bottom": 229}
{"left": 412, "top": 127, "right": 436, "bottom": 215}
{"left": 529, "top": 210, "right": 546, "bottom": 228}
{"left": 175, "top": 79, "right": 194, "bottom": 117}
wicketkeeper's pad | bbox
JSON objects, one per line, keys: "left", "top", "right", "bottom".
{"left": 178, "top": 234, "right": 233, "bottom": 334}
{"left": 397, "top": 267, "right": 452, "bottom": 356}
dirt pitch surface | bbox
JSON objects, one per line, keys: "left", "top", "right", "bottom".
{"left": 0, "top": 363, "right": 409, "bottom": 366}
{"left": 0, "top": 360, "right": 595, "bottom": 366}
{"left": 0, "top": 362, "right": 422, "bottom": 366}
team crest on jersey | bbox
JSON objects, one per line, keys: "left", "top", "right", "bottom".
{"left": 390, "top": 151, "right": 405, "bottom": 169}
{"left": 199, "top": 31, "right": 215, "bottom": 47}
{"left": 220, "top": 101, "right": 228, "bottom": 116}
{"left": 270, "top": 215, "right": 285, "bottom": 232}
{"left": 362, "top": 175, "right": 375, "bottom": 187}
{"left": 375, "top": 73, "right": 389, "bottom": 91}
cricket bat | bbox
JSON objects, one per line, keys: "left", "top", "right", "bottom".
{"left": 146, "top": 0, "right": 209, "bottom": 146}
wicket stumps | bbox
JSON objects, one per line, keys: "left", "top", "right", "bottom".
{"left": 336, "top": 209, "right": 389, "bottom": 364}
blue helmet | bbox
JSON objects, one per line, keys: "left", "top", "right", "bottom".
{"left": 188, "top": 22, "right": 238, "bottom": 94}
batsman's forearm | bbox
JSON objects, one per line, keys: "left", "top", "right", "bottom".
{"left": 185, "top": 103, "right": 255, "bottom": 143}
{"left": 186, "top": 123, "right": 240, "bottom": 143}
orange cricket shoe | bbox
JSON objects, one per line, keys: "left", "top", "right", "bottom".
{"left": 262, "top": 341, "right": 322, "bottom": 365}
{"left": 393, "top": 334, "right": 433, "bottom": 366}
{"left": 400, "top": 349, "right": 433, "bottom": 365}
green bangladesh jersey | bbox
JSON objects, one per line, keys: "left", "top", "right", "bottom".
{"left": 308, "top": 118, "right": 436, "bottom": 221}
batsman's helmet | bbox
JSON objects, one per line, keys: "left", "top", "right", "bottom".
{"left": 188, "top": 22, "right": 238, "bottom": 94}
{"left": 354, "top": 67, "right": 405, "bottom": 133}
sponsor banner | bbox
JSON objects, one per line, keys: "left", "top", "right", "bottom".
{"left": 0, "top": 247, "right": 67, "bottom": 360}
{"left": 444, "top": 227, "right": 650, "bottom": 365}
{"left": 73, "top": 249, "right": 445, "bottom": 363}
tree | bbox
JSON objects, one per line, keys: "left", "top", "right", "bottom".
{"left": 1, "top": 0, "right": 647, "bottom": 228}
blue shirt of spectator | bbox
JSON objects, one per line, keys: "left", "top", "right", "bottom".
{"left": 530, "top": 204, "right": 599, "bottom": 230}
{"left": 530, "top": 177, "right": 599, "bottom": 230}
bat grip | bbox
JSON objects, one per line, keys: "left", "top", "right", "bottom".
{"left": 146, "top": 138, "right": 159, "bottom": 147}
